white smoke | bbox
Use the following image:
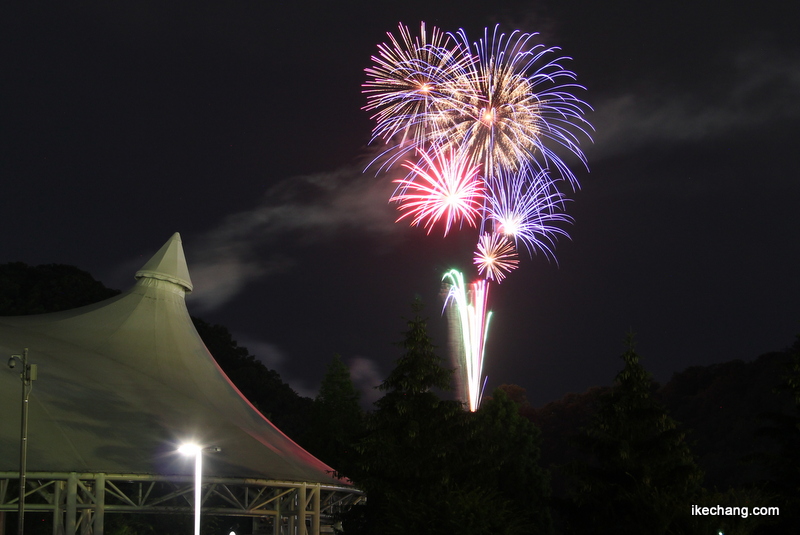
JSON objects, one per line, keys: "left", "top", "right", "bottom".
{"left": 348, "top": 356, "right": 385, "bottom": 405}
{"left": 186, "top": 164, "right": 398, "bottom": 311}
{"left": 589, "top": 44, "right": 800, "bottom": 160}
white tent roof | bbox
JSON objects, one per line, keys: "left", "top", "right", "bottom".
{"left": 0, "top": 233, "right": 344, "bottom": 485}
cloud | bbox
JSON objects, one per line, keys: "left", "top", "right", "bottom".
{"left": 186, "top": 164, "right": 399, "bottom": 311}
{"left": 348, "top": 356, "right": 385, "bottom": 406}
{"left": 234, "top": 334, "right": 287, "bottom": 369}
{"left": 589, "top": 45, "right": 800, "bottom": 159}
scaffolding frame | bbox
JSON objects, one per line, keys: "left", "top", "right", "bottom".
{"left": 0, "top": 471, "right": 363, "bottom": 535}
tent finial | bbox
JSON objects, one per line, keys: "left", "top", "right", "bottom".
{"left": 135, "top": 232, "right": 193, "bottom": 293}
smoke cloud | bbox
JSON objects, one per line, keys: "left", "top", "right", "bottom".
{"left": 187, "top": 164, "right": 398, "bottom": 311}
{"left": 589, "top": 45, "right": 800, "bottom": 159}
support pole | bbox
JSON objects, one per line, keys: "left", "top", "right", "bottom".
{"left": 298, "top": 484, "right": 306, "bottom": 535}
{"left": 65, "top": 474, "right": 77, "bottom": 535}
{"left": 52, "top": 481, "right": 63, "bottom": 535}
{"left": 273, "top": 491, "right": 281, "bottom": 535}
{"left": 15, "top": 349, "right": 33, "bottom": 535}
{"left": 310, "top": 485, "right": 320, "bottom": 535}
{"left": 93, "top": 474, "right": 104, "bottom": 535}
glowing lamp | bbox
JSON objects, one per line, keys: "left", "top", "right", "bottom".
{"left": 179, "top": 443, "right": 204, "bottom": 535}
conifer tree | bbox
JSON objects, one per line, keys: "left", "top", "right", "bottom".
{"left": 568, "top": 335, "right": 703, "bottom": 534}
{"left": 354, "top": 300, "right": 463, "bottom": 489}
{"left": 304, "top": 354, "right": 363, "bottom": 477}
{"left": 346, "top": 302, "right": 553, "bottom": 535}
{"left": 472, "top": 388, "right": 553, "bottom": 533}
{"left": 345, "top": 301, "right": 469, "bottom": 534}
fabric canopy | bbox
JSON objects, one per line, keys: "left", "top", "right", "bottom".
{"left": 0, "top": 233, "right": 344, "bottom": 486}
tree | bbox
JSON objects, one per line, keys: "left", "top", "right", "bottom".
{"left": 192, "top": 317, "right": 313, "bottom": 441}
{"left": 345, "top": 302, "right": 552, "bottom": 535}
{"left": 344, "top": 301, "right": 471, "bottom": 534}
{"left": 353, "top": 300, "right": 463, "bottom": 487}
{"left": 303, "top": 354, "right": 364, "bottom": 477}
{"left": 750, "top": 335, "right": 800, "bottom": 531}
{"left": 0, "top": 262, "right": 120, "bottom": 315}
{"left": 472, "top": 388, "right": 552, "bottom": 533}
{"left": 566, "top": 335, "right": 704, "bottom": 534}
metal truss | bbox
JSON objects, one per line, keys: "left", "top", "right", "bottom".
{"left": 0, "top": 472, "right": 363, "bottom": 535}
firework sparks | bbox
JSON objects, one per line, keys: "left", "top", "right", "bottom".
{"left": 485, "top": 165, "right": 572, "bottom": 259}
{"left": 473, "top": 233, "right": 519, "bottom": 282}
{"left": 433, "top": 25, "right": 592, "bottom": 187}
{"left": 391, "top": 146, "right": 485, "bottom": 235}
{"left": 443, "top": 269, "right": 492, "bottom": 411}
{"left": 363, "top": 22, "right": 591, "bottom": 408}
{"left": 363, "top": 22, "right": 473, "bottom": 170}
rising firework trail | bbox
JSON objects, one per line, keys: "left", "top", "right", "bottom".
{"left": 443, "top": 269, "right": 492, "bottom": 412}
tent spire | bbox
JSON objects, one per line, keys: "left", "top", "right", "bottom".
{"left": 135, "top": 232, "right": 193, "bottom": 293}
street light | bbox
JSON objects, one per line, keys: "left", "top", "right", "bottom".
{"left": 8, "top": 348, "right": 36, "bottom": 535}
{"left": 178, "top": 443, "right": 220, "bottom": 535}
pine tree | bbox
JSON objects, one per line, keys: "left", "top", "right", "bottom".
{"left": 304, "top": 354, "right": 364, "bottom": 478}
{"left": 472, "top": 388, "right": 553, "bottom": 533}
{"left": 354, "top": 300, "right": 462, "bottom": 488}
{"left": 345, "top": 300, "right": 469, "bottom": 535}
{"left": 568, "top": 335, "right": 703, "bottom": 534}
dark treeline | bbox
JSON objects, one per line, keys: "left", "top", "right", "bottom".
{"left": 2, "top": 262, "right": 799, "bottom": 534}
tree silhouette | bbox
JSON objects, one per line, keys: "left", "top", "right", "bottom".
{"left": 303, "top": 354, "right": 364, "bottom": 478}
{"left": 567, "top": 335, "right": 703, "bottom": 534}
{"left": 346, "top": 301, "right": 551, "bottom": 535}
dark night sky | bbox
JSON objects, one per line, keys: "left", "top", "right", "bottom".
{"left": 2, "top": 1, "right": 798, "bottom": 406}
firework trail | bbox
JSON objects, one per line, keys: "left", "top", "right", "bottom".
{"left": 442, "top": 269, "right": 492, "bottom": 412}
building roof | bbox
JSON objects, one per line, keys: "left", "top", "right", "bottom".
{"left": 0, "top": 233, "right": 344, "bottom": 485}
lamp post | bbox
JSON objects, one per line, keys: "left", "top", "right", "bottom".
{"left": 7, "top": 348, "right": 36, "bottom": 535}
{"left": 178, "top": 443, "right": 220, "bottom": 535}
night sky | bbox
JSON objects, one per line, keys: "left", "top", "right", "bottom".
{"left": 2, "top": 1, "right": 798, "bottom": 406}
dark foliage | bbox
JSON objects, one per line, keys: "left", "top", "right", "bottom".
{"left": 345, "top": 302, "right": 552, "bottom": 535}
{"left": 302, "top": 354, "right": 365, "bottom": 477}
{"left": 191, "top": 317, "right": 312, "bottom": 441}
{"left": 747, "top": 336, "right": 800, "bottom": 531}
{"left": 659, "top": 352, "right": 794, "bottom": 489}
{"left": 0, "top": 262, "right": 120, "bottom": 315}
{"left": 563, "top": 336, "right": 704, "bottom": 534}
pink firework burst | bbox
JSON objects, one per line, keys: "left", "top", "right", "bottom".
{"left": 473, "top": 233, "right": 519, "bottom": 282}
{"left": 391, "top": 147, "right": 485, "bottom": 236}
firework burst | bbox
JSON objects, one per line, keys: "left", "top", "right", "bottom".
{"left": 363, "top": 22, "right": 473, "bottom": 169}
{"left": 391, "top": 146, "right": 485, "bottom": 236}
{"left": 431, "top": 25, "right": 592, "bottom": 187}
{"left": 363, "top": 22, "right": 592, "bottom": 408}
{"left": 485, "top": 165, "right": 572, "bottom": 259}
{"left": 473, "top": 233, "right": 519, "bottom": 282}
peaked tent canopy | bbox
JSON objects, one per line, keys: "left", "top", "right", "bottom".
{"left": 0, "top": 233, "right": 344, "bottom": 486}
